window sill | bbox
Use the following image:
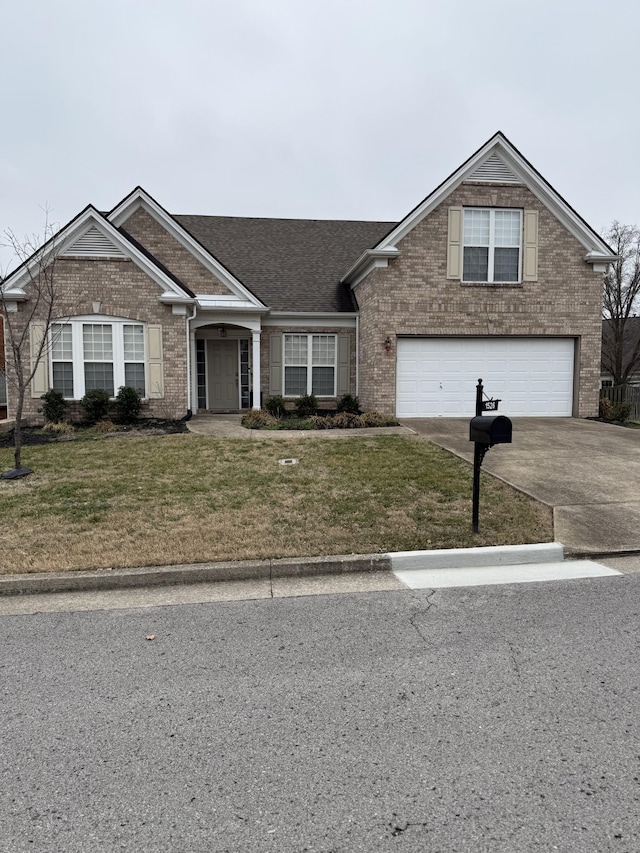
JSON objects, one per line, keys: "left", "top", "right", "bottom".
{"left": 460, "top": 281, "right": 523, "bottom": 288}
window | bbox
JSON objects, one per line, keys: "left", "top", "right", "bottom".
{"left": 50, "top": 319, "right": 146, "bottom": 399}
{"left": 83, "top": 324, "right": 114, "bottom": 395}
{"left": 463, "top": 208, "right": 521, "bottom": 283}
{"left": 284, "top": 334, "right": 336, "bottom": 396}
{"left": 51, "top": 323, "right": 74, "bottom": 398}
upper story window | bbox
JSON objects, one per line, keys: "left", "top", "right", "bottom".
{"left": 284, "top": 334, "right": 336, "bottom": 396}
{"left": 463, "top": 208, "right": 522, "bottom": 283}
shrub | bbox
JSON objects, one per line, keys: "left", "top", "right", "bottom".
{"left": 294, "top": 394, "right": 318, "bottom": 418}
{"left": 93, "top": 418, "right": 117, "bottom": 434}
{"left": 115, "top": 386, "right": 143, "bottom": 423}
{"left": 360, "top": 411, "right": 400, "bottom": 427}
{"left": 40, "top": 389, "right": 68, "bottom": 424}
{"left": 599, "top": 397, "right": 631, "bottom": 422}
{"left": 264, "top": 395, "right": 286, "bottom": 418}
{"left": 308, "top": 415, "right": 333, "bottom": 430}
{"left": 598, "top": 397, "right": 612, "bottom": 419}
{"left": 330, "top": 412, "right": 363, "bottom": 429}
{"left": 41, "top": 421, "right": 75, "bottom": 438}
{"left": 336, "top": 394, "right": 360, "bottom": 414}
{"left": 81, "top": 389, "right": 111, "bottom": 424}
{"left": 611, "top": 401, "right": 632, "bottom": 422}
{"left": 241, "top": 410, "right": 278, "bottom": 429}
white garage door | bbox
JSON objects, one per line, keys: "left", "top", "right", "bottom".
{"left": 396, "top": 337, "right": 575, "bottom": 417}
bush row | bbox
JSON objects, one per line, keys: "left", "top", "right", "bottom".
{"left": 241, "top": 408, "right": 399, "bottom": 430}
{"left": 40, "top": 387, "right": 143, "bottom": 426}
{"left": 264, "top": 393, "right": 361, "bottom": 418}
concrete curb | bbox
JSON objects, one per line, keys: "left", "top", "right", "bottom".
{"left": 389, "top": 542, "right": 564, "bottom": 571}
{"left": 0, "top": 544, "right": 561, "bottom": 596}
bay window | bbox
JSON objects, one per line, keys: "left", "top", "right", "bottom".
{"left": 284, "top": 334, "right": 336, "bottom": 396}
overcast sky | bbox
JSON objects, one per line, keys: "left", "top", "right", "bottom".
{"left": 2, "top": 0, "right": 638, "bottom": 272}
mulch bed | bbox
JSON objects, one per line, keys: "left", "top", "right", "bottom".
{"left": 0, "top": 419, "right": 189, "bottom": 448}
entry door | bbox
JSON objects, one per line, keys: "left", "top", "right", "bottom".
{"left": 207, "top": 340, "right": 238, "bottom": 411}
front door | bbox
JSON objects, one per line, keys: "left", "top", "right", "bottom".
{"left": 208, "top": 340, "right": 238, "bottom": 411}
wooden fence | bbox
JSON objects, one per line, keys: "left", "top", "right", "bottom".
{"left": 600, "top": 384, "right": 640, "bottom": 421}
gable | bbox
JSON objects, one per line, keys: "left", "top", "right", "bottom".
{"left": 119, "top": 207, "right": 235, "bottom": 298}
{"left": 1, "top": 207, "right": 193, "bottom": 304}
{"left": 342, "top": 132, "right": 617, "bottom": 285}
{"left": 108, "top": 188, "right": 266, "bottom": 310}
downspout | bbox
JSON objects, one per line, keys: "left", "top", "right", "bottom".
{"left": 185, "top": 303, "right": 197, "bottom": 417}
{"left": 355, "top": 313, "right": 359, "bottom": 398}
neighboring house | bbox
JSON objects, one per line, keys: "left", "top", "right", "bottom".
{"left": 601, "top": 317, "right": 640, "bottom": 387}
{"left": 0, "top": 132, "right": 616, "bottom": 422}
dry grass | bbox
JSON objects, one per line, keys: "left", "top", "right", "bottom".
{"left": 0, "top": 434, "right": 552, "bottom": 573}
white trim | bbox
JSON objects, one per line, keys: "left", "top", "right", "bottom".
{"left": 60, "top": 225, "right": 125, "bottom": 258}
{"left": 262, "top": 314, "right": 356, "bottom": 329}
{"left": 268, "top": 311, "right": 358, "bottom": 319}
{"left": 50, "top": 317, "right": 147, "bottom": 400}
{"left": 191, "top": 312, "right": 263, "bottom": 333}
{"left": 462, "top": 208, "right": 522, "bottom": 283}
{"left": 108, "top": 189, "right": 267, "bottom": 309}
{"left": 252, "top": 330, "right": 261, "bottom": 410}
{"left": 340, "top": 250, "right": 398, "bottom": 287}
{"left": 342, "top": 133, "right": 616, "bottom": 283}
{"left": 196, "top": 295, "right": 267, "bottom": 311}
{"left": 2, "top": 208, "right": 194, "bottom": 302}
{"left": 283, "top": 333, "right": 337, "bottom": 397}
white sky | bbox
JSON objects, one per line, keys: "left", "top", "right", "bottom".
{"left": 1, "top": 0, "right": 638, "bottom": 272}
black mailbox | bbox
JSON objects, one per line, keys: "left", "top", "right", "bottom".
{"left": 469, "top": 414, "right": 512, "bottom": 446}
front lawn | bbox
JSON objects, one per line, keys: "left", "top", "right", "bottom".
{"left": 0, "top": 434, "right": 552, "bottom": 573}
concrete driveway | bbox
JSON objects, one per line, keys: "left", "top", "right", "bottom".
{"left": 403, "top": 418, "right": 640, "bottom": 556}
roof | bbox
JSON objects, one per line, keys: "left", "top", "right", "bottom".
{"left": 174, "top": 215, "right": 395, "bottom": 312}
{"left": 343, "top": 131, "right": 617, "bottom": 285}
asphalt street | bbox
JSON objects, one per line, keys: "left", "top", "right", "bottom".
{"left": 1, "top": 574, "right": 639, "bottom": 852}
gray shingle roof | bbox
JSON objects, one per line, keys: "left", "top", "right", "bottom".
{"left": 174, "top": 215, "right": 396, "bottom": 312}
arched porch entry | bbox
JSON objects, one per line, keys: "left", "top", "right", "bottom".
{"left": 192, "top": 319, "right": 261, "bottom": 412}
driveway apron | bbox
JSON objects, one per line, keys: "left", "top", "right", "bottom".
{"left": 403, "top": 417, "right": 640, "bottom": 556}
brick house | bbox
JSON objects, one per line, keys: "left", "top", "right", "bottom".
{"left": 0, "top": 132, "right": 616, "bottom": 422}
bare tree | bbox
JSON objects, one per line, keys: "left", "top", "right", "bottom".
{"left": 602, "top": 221, "right": 640, "bottom": 387}
{"left": 0, "top": 213, "right": 60, "bottom": 475}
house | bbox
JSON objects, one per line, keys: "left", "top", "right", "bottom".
{"left": 601, "top": 317, "right": 640, "bottom": 387}
{"left": 0, "top": 132, "right": 616, "bottom": 423}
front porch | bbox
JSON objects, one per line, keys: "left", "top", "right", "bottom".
{"left": 192, "top": 320, "right": 261, "bottom": 413}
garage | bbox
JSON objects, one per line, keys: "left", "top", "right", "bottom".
{"left": 396, "top": 337, "right": 575, "bottom": 417}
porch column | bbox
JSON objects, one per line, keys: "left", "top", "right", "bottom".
{"left": 252, "top": 331, "right": 261, "bottom": 409}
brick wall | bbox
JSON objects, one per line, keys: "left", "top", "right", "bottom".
{"left": 122, "top": 208, "right": 233, "bottom": 297}
{"left": 259, "top": 326, "right": 356, "bottom": 403}
{"left": 6, "top": 258, "right": 188, "bottom": 422}
{"left": 355, "top": 183, "right": 604, "bottom": 417}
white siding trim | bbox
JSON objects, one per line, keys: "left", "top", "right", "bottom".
{"left": 61, "top": 226, "right": 125, "bottom": 258}
{"left": 467, "top": 152, "right": 522, "bottom": 184}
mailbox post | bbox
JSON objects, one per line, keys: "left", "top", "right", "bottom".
{"left": 470, "top": 379, "right": 512, "bottom": 533}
